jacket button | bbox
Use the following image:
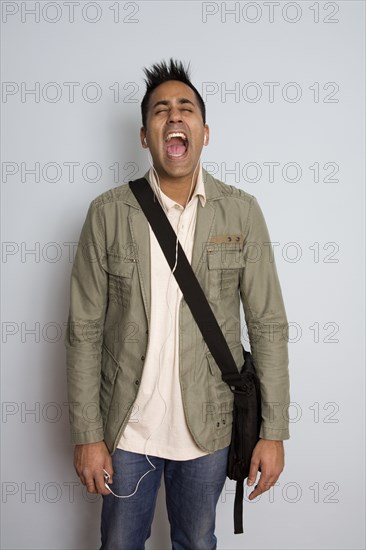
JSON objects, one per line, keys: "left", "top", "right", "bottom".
{"left": 216, "top": 422, "right": 220, "bottom": 427}
{"left": 135, "top": 379, "right": 140, "bottom": 385}
{"left": 141, "top": 355, "right": 145, "bottom": 361}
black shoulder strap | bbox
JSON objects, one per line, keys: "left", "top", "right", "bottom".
{"left": 129, "top": 177, "right": 243, "bottom": 387}
{"left": 129, "top": 177, "right": 250, "bottom": 534}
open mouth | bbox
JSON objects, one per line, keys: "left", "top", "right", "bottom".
{"left": 165, "top": 131, "right": 188, "bottom": 159}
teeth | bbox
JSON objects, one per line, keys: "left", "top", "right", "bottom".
{"left": 165, "top": 132, "right": 187, "bottom": 142}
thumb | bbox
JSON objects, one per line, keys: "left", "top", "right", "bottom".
{"left": 104, "top": 456, "right": 114, "bottom": 485}
{"left": 247, "top": 458, "right": 259, "bottom": 486}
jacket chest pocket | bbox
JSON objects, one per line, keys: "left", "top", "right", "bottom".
{"left": 105, "top": 253, "right": 135, "bottom": 309}
{"left": 207, "top": 248, "right": 245, "bottom": 300}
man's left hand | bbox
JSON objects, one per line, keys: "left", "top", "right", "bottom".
{"left": 247, "top": 438, "right": 284, "bottom": 500}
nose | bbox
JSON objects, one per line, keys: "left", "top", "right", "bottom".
{"left": 168, "top": 105, "right": 182, "bottom": 124}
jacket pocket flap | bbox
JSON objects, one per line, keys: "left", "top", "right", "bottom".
{"left": 104, "top": 254, "right": 135, "bottom": 278}
{"left": 207, "top": 251, "right": 245, "bottom": 270}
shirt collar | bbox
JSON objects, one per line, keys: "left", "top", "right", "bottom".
{"left": 146, "top": 164, "right": 206, "bottom": 210}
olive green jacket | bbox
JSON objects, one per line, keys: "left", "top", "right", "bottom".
{"left": 65, "top": 170, "right": 290, "bottom": 454}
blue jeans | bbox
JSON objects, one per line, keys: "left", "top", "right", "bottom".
{"left": 100, "top": 446, "right": 229, "bottom": 550}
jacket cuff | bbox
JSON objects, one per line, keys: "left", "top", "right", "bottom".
{"left": 259, "top": 425, "right": 290, "bottom": 441}
{"left": 70, "top": 428, "right": 104, "bottom": 445}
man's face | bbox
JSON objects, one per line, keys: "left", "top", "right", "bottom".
{"left": 140, "top": 80, "right": 209, "bottom": 182}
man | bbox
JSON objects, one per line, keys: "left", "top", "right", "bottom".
{"left": 65, "top": 59, "right": 290, "bottom": 550}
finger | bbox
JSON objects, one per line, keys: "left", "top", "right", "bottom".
{"left": 85, "top": 479, "right": 98, "bottom": 494}
{"left": 247, "top": 458, "right": 260, "bottom": 486}
{"left": 248, "top": 485, "right": 262, "bottom": 500}
{"left": 248, "top": 477, "right": 275, "bottom": 500}
{"left": 95, "top": 471, "right": 112, "bottom": 496}
{"left": 104, "top": 457, "right": 114, "bottom": 485}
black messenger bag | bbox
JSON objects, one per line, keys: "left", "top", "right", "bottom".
{"left": 129, "top": 178, "right": 262, "bottom": 534}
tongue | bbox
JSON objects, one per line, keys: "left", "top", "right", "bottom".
{"left": 167, "top": 144, "right": 186, "bottom": 156}
{"left": 166, "top": 137, "right": 186, "bottom": 157}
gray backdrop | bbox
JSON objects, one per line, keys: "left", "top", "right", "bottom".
{"left": 1, "top": 1, "right": 365, "bottom": 549}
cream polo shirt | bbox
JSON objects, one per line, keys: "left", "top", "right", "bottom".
{"left": 118, "top": 166, "right": 210, "bottom": 460}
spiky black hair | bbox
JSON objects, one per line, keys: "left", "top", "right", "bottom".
{"left": 140, "top": 58, "right": 206, "bottom": 127}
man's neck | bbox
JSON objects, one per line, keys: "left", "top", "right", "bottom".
{"left": 156, "top": 173, "right": 198, "bottom": 207}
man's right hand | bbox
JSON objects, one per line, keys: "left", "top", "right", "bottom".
{"left": 74, "top": 441, "right": 113, "bottom": 495}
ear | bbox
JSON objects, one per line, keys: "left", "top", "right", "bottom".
{"left": 203, "top": 124, "right": 210, "bottom": 146}
{"left": 140, "top": 127, "right": 148, "bottom": 148}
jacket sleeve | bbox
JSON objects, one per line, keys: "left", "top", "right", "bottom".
{"left": 64, "top": 201, "right": 107, "bottom": 445}
{"left": 240, "top": 196, "right": 290, "bottom": 440}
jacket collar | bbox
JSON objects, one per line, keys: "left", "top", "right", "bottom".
{"left": 124, "top": 168, "right": 222, "bottom": 208}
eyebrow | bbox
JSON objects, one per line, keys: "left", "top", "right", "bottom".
{"left": 152, "top": 98, "right": 195, "bottom": 109}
